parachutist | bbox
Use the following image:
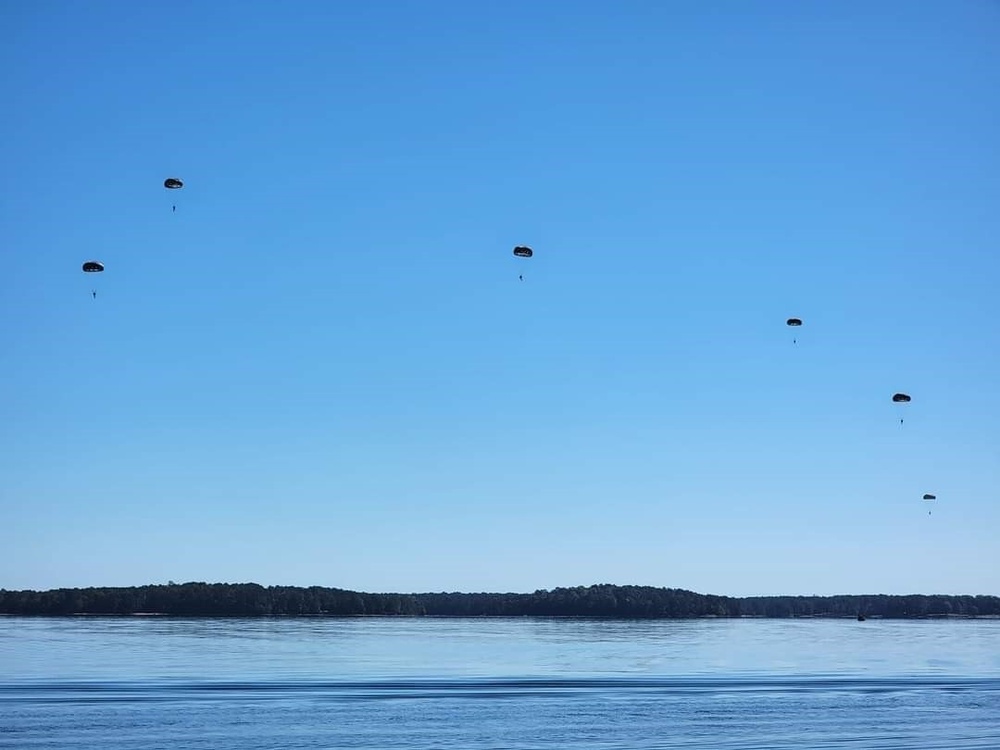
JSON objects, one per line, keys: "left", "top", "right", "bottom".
{"left": 786, "top": 318, "right": 802, "bottom": 345}
{"left": 165, "top": 178, "right": 183, "bottom": 213}
{"left": 83, "top": 261, "right": 103, "bottom": 298}
{"left": 892, "top": 393, "right": 911, "bottom": 426}
{"left": 513, "top": 246, "right": 532, "bottom": 281}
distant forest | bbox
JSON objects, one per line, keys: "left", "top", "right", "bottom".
{"left": 2, "top": 583, "right": 998, "bottom": 618}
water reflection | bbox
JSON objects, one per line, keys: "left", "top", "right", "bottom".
{"left": 2, "top": 618, "right": 999, "bottom": 750}
{"left": 3, "top": 617, "right": 999, "bottom": 681}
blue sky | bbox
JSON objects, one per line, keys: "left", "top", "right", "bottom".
{"left": 2, "top": 1, "right": 998, "bottom": 596}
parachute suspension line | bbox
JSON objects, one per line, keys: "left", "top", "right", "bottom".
{"left": 892, "top": 393, "right": 911, "bottom": 425}
{"left": 786, "top": 318, "right": 802, "bottom": 346}
{"left": 513, "top": 245, "right": 532, "bottom": 282}
{"left": 164, "top": 177, "right": 183, "bottom": 214}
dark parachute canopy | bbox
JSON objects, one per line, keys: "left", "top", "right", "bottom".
{"left": 513, "top": 246, "right": 533, "bottom": 258}
{"left": 164, "top": 178, "right": 184, "bottom": 189}
{"left": 922, "top": 494, "right": 937, "bottom": 501}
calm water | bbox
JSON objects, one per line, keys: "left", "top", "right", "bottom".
{"left": 1, "top": 617, "right": 998, "bottom": 749}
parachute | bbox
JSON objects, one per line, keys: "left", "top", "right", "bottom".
{"left": 923, "top": 493, "right": 936, "bottom": 515}
{"left": 786, "top": 317, "right": 802, "bottom": 344}
{"left": 513, "top": 245, "right": 532, "bottom": 281}
{"left": 82, "top": 261, "right": 104, "bottom": 299}
{"left": 164, "top": 177, "right": 183, "bottom": 212}
{"left": 892, "top": 393, "right": 911, "bottom": 424}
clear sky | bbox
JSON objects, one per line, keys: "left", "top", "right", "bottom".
{"left": 2, "top": 1, "right": 998, "bottom": 597}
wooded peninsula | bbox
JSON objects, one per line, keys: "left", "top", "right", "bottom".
{"left": 2, "top": 583, "right": 998, "bottom": 618}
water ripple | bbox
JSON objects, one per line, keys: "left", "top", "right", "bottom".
{"left": 4, "top": 675, "right": 1000, "bottom": 704}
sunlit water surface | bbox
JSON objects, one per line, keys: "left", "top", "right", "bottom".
{"left": 1, "top": 617, "right": 998, "bottom": 748}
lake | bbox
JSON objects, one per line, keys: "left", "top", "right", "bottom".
{"left": 1, "top": 616, "right": 998, "bottom": 748}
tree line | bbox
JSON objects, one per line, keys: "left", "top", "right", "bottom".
{"left": 1, "top": 583, "right": 997, "bottom": 618}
